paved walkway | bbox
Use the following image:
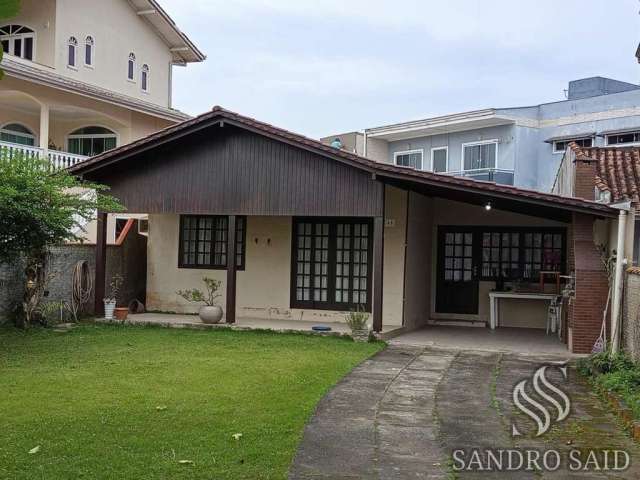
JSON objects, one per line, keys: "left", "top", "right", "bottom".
{"left": 289, "top": 346, "right": 640, "bottom": 479}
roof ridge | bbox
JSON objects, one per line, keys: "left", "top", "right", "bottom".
{"left": 68, "top": 107, "right": 616, "bottom": 215}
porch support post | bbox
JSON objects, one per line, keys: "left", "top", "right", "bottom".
{"left": 39, "top": 103, "right": 49, "bottom": 155}
{"left": 372, "top": 216, "right": 384, "bottom": 332}
{"left": 94, "top": 211, "right": 108, "bottom": 315}
{"left": 226, "top": 215, "right": 237, "bottom": 324}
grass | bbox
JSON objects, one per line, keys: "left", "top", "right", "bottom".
{"left": 0, "top": 324, "right": 384, "bottom": 479}
{"left": 578, "top": 350, "right": 640, "bottom": 420}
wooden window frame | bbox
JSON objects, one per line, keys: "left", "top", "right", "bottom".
{"left": 477, "top": 226, "right": 566, "bottom": 281}
{"left": 290, "top": 217, "right": 373, "bottom": 312}
{"left": 178, "top": 215, "right": 246, "bottom": 270}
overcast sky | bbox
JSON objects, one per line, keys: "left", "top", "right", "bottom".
{"left": 162, "top": 0, "right": 640, "bottom": 138}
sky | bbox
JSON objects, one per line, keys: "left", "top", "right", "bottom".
{"left": 162, "top": 0, "right": 640, "bottom": 139}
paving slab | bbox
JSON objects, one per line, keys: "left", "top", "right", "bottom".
{"left": 289, "top": 346, "right": 640, "bottom": 479}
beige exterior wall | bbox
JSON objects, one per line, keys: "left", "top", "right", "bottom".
{"left": 430, "top": 198, "right": 567, "bottom": 327}
{"left": 4, "top": 0, "right": 173, "bottom": 108}
{"left": 0, "top": 75, "right": 173, "bottom": 150}
{"left": 146, "top": 212, "right": 407, "bottom": 327}
{"left": 383, "top": 186, "right": 408, "bottom": 326}
{"left": 403, "top": 191, "right": 433, "bottom": 329}
{"left": 54, "top": 0, "right": 173, "bottom": 108}
{"left": 4, "top": 0, "right": 57, "bottom": 67}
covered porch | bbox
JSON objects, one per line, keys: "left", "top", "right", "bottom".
{"left": 69, "top": 107, "right": 617, "bottom": 353}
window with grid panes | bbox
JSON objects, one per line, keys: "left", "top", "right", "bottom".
{"left": 481, "top": 231, "right": 520, "bottom": 279}
{"left": 479, "top": 229, "right": 564, "bottom": 280}
{"left": 292, "top": 219, "right": 372, "bottom": 310}
{"left": 523, "top": 231, "right": 563, "bottom": 280}
{"left": 179, "top": 215, "right": 245, "bottom": 269}
{"left": 443, "top": 232, "right": 473, "bottom": 282}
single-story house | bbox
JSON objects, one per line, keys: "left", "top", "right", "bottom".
{"left": 69, "top": 107, "right": 618, "bottom": 353}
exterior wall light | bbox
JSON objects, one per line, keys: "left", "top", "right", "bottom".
{"left": 485, "top": 201, "right": 492, "bottom": 211}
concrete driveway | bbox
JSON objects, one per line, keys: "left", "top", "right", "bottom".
{"left": 289, "top": 346, "right": 639, "bottom": 479}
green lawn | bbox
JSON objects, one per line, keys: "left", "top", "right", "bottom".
{"left": 0, "top": 324, "right": 383, "bottom": 479}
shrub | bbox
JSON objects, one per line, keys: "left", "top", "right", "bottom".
{"left": 345, "top": 308, "right": 369, "bottom": 331}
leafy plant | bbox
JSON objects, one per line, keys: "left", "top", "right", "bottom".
{"left": 578, "top": 350, "right": 640, "bottom": 420}
{"left": 0, "top": 152, "right": 123, "bottom": 262}
{"left": 39, "top": 300, "right": 70, "bottom": 326}
{"left": 176, "top": 277, "right": 222, "bottom": 306}
{"left": 106, "top": 274, "right": 124, "bottom": 303}
{"left": 345, "top": 307, "right": 369, "bottom": 331}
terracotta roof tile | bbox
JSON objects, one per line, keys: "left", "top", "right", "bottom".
{"left": 68, "top": 106, "right": 616, "bottom": 217}
{"left": 569, "top": 142, "right": 640, "bottom": 204}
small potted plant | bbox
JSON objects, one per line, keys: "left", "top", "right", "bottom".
{"left": 104, "top": 274, "right": 124, "bottom": 321}
{"left": 176, "top": 277, "right": 223, "bottom": 324}
{"left": 345, "top": 307, "right": 370, "bottom": 342}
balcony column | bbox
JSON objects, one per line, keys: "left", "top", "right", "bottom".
{"left": 39, "top": 103, "right": 50, "bottom": 156}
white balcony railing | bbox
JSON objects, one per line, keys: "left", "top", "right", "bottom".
{"left": 0, "top": 141, "right": 88, "bottom": 169}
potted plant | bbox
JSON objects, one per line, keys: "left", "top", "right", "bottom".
{"left": 104, "top": 274, "right": 123, "bottom": 321}
{"left": 345, "top": 307, "right": 370, "bottom": 342}
{"left": 176, "top": 277, "right": 223, "bottom": 324}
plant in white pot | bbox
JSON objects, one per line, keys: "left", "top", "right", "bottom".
{"left": 345, "top": 307, "right": 371, "bottom": 342}
{"left": 176, "top": 277, "right": 223, "bottom": 324}
{"left": 103, "top": 274, "right": 123, "bottom": 320}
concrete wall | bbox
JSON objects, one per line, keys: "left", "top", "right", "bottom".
{"left": 4, "top": 0, "right": 57, "bottom": 67}
{"left": 623, "top": 270, "right": 640, "bottom": 362}
{"left": 54, "top": 0, "right": 172, "bottom": 107}
{"left": 403, "top": 192, "right": 433, "bottom": 329}
{"left": 0, "top": 225, "right": 146, "bottom": 324}
{"left": 4, "top": 0, "right": 173, "bottom": 108}
{"left": 0, "top": 259, "right": 25, "bottom": 323}
{"left": 387, "top": 125, "right": 515, "bottom": 174}
{"left": 146, "top": 198, "right": 408, "bottom": 326}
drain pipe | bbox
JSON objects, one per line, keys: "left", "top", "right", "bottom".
{"left": 611, "top": 202, "right": 630, "bottom": 355}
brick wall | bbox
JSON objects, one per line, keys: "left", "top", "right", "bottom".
{"left": 573, "top": 160, "right": 597, "bottom": 201}
{"left": 569, "top": 213, "right": 610, "bottom": 354}
{"left": 623, "top": 269, "right": 640, "bottom": 361}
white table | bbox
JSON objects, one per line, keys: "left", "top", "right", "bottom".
{"left": 488, "top": 291, "right": 559, "bottom": 330}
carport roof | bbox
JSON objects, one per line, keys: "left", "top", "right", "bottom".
{"left": 68, "top": 106, "right": 617, "bottom": 219}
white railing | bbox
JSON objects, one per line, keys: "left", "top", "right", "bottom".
{"left": 0, "top": 141, "right": 88, "bottom": 169}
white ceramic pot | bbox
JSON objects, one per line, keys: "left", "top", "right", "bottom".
{"left": 103, "top": 299, "right": 116, "bottom": 320}
{"left": 199, "top": 305, "right": 223, "bottom": 324}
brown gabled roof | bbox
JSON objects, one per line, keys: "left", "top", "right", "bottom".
{"left": 569, "top": 142, "right": 640, "bottom": 204}
{"left": 69, "top": 106, "right": 616, "bottom": 218}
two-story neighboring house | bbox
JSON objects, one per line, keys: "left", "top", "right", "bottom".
{"left": 322, "top": 77, "right": 640, "bottom": 192}
{"left": 0, "top": 0, "right": 204, "bottom": 240}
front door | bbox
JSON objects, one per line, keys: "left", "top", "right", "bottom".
{"left": 436, "top": 227, "right": 479, "bottom": 314}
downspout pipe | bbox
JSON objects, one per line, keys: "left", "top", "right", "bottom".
{"left": 611, "top": 202, "right": 631, "bottom": 355}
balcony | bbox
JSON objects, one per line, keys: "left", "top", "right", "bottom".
{"left": 446, "top": 168, "right": 515, "bottom": 186}
{"left": 0, "top": 141, "right": 88, "bottom": 169}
